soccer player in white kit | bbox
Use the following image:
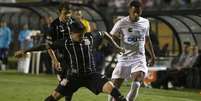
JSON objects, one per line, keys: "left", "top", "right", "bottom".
{"left": 108, "top": 0, "right": 156, "bottom": 101}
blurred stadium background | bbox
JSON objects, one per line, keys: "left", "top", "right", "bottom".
{"left": 0, "top": 0, "right": 201, "bottom": 101}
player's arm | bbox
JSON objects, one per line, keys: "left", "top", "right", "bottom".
{"left": 102, "top": 31, "right": 125, "bottom": 53}
{"left": 46, "top": 38, "right": 65, "bottom": 71}
{"left": 47, "top": 48, "right": 61, "bottom": 71}
{"left": 145, "top": 36, "right": 156, "bottom": 66}
{"left": 14, "top": 44, "right": 47, "bottom": 58}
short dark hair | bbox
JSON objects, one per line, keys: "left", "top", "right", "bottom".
{"left": 128, "top": 0, "right": 142, "bottom": 8}
{"left": 58, "top": 3, "right": 71, "bottom": 12}
{"left": 69, "top": 20, "right": 85, "bottom": 33}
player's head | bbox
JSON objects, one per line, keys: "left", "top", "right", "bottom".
{"left": 0, "top": 20, "right": 7, "bottom": 27}
{"left": 58, "top": 3, "right": 72, "bottom": 22}
{"left": 128, "top": 0, "right": 142, "bottom": 22}
{"left": 183, "top": 41, "right": 191, "bottom": 53}
{"left": 69, "top": 20, "right": 85, "bottom": 35}
{"left": 72, "top": 8, "right": 83, "bottom": 20}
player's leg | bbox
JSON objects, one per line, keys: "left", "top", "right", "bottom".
{"left": 0, "top": 48, "right": 8, "bottom": 71}
{"left": 103, "top": 81, "right": 126, "bottom": 101}
{"left": 108, "top": 78, "right": 124, "bottom": 101}
{"left": 126, "top": 71, "right": 145, "bottom": 101}
{"left": 56, "top": 74, "right": 73, "bottom": 101}
{"left": 45, "top": 78, "right": 77, "bottom": 101}
{"left": 85, "top": 72, "right": 126, "bottom": 101}
{"left": 64, "top": 93, "right": 73, "bottom": 101}
{"left": 45, "top": 90, "right": 63, "bottom": 101}
{"left": 108, "top": 62, "right": 129, "bottom": 101}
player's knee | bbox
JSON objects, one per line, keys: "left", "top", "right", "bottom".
{"left": 131, "top": 81, "right": 141, "bottom": 89}
{"left": 65, "top": 95, "right": 73, "bottom": 101}
{"left": 44, "top": 95, "right": 57, "bottom": 101}
{"left": 131, "top": 71, "right": 145, "bottom": 81}
{"left": 113, "top": 79, "right": 124, "bottom": 88}
{"left": 102, "top": 81, "right": 114, "bottom": 93}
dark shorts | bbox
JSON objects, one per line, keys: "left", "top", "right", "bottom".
{"left": 0, "top": 48, "right": 8, "bottom": 64}
{"left": 55, "top": 72, "right": 109, "bottom": 96}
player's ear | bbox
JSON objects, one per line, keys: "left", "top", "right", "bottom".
{"left": 57, "top": 10, "right": 60, "bottom": 16}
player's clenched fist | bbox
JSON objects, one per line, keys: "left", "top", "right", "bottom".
{"left": 51, "top": 59, "right": 62, "bottom": 71}
{"left": 14, "top": 50, "right": 27, "bottom": 58}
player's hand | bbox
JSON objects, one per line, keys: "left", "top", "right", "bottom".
{"left": 52, "top": 59, "right": 62, "bottom": 71}
{"left": 60, "top": 78, "right": 69, "bottom": 86}
{"left": 117, "top": 47, "right": 125, "bottom": 54}
{"left": 14, "top": 50, "right": 27, "bottom": 58}
{"left": 148, "top": 56, "right": 156, "bottom": 66}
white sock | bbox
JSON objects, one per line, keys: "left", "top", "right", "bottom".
{"left": 108, "top": 95, "right": 112, "bottom": 101}
{"left": 1, "top": 64, "right": 6, "bottom": 71}
{"left": 126, "top": 81, "right": 141, "bottom": 101}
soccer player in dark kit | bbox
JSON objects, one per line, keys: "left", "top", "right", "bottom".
{"left": 15, "top": 19, "right": 126, "bottom": 101}
{"left": 44, "top": 3, "right": 76, "bottom": 101}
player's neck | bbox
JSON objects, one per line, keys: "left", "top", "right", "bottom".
{"left": 59, "top": 17, "right": 66, "bottom": 23}
{"left": 70, "top": 33, "right": 82, "bottom": 42}
{"left": 129, "top": 16, "right": 140, "bottom": 22}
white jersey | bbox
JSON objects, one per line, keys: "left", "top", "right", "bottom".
{"left": 110, "top": 16, "right": 150, "bottom": 62}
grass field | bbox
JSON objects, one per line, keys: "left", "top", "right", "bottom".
{"left": 0, "top": 70, "right": 201, "bottom": 101}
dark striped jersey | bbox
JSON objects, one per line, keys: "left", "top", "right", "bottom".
{"left": 46, "top": 17, "right": 77, "bottom": 60}
{"left": 49, "top": 31, "right": 105, "bottom": 77}
{"left": 46, "top": 17, "right": 76, "bottom": 43}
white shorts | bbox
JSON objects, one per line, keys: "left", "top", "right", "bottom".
{"left": 111, "top": 60, "right": 148, "bottom": 80}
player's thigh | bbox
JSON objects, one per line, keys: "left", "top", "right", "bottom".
{"left": 55, "top": 80, "right": 80, "bottom": 97}
{"left": 112, "top": 78, "right": 124, "bottom": 88}
{"left": 130, "top": 61, "right": 147, "bottom": 81}
{"left": 111, "top": 62, "right": 130, "bottom": 80}
{"left": 85, "top": 72, "right": 109, "bottom": 95}
{"left": 130, "top": 71, "right": 145, "bottom": 82}
{"left": 51, "top": 90, "right": 63, "bottom": 100}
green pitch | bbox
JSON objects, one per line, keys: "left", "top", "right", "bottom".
{"left": 0, "top": 70, "right": 200, "bottom": 101}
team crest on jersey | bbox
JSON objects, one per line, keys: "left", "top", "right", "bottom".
{"left": 128, "top": 28, "right": 133, "bottom": 32}
{"left": 83, "top": 38, "right": 90, "bottom": 45}
{"left": 58, "top": 25, "right": 64, "bottom": 32}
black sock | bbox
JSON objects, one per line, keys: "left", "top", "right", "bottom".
{"left": 44, "top": 95, "right": 57, "bottom": 101}
{"left": 110, "top": 87, "right": 124, "bottom": 100}
{"left": 65, "top": 95, "right": 72, "bottom": 101}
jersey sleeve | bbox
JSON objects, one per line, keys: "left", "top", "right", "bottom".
{"left": 46, "top": 22, "right": 56, "bottom": 45}
{"left": 145, "top": 20, "right": 150, "bottom": 36}
{"left": 49, "top": 39, "right": 65, "bottom": 49}
{"left": 110, "top": 20, "right": 122, "bottom": 36}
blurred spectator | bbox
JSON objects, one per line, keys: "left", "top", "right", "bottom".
{"left": 151, "top": 42, "right": 194, "bottom": 89}
{"left": 172, "top": 41, "right": 191, "bottom": 70}
{"left": 40, "top": 16, "right": 53, "bottom": 43}
{"left": 0, "top": 20, "right": 12, "bottom": 71}
{"left": 167, "top": 42, "right": 192, "bottom": 87}
{"left": 17, "top": 24, "right": 33, "bottom": 73}
{"left": 160, "top": 43, "right": 169, "bottom": 57}
{"left": 40, "top": 16, "right": 54, "bottom": 74}
{"left": 183, "top": 45, "right": 200, "bottom": 89}
{"left": 72, "top": 8, "right": 91, "bottom": 33}
{"left": 191, "top": 47, "right": 201, "bottom": 68}
{"left": 18, "top": 24, "right": 33, "bottom": 50}
{"left": 182, "top": 45, "right": 199, "bottom": 68}
{"left": 141, "top": 0, "right": 154, "bottom": 8}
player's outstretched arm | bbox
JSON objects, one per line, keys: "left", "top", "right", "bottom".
{"left": 102, "top": 31, "right": 125, "bottom": 54}
{"left": 14, "top": 44, "right": 47, "bottom": 58}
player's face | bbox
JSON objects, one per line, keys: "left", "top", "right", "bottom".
{"left": 59, "top": 9, "right": 72, "bottom": 22}
{"left": 73, "top": 10, "right": 82, "bottom": 20}
{"left": 129, "top": 6, "right": 142, "bottom": 22}
{"left": 70, "top": 31, "right": 83, "bottom": 42}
